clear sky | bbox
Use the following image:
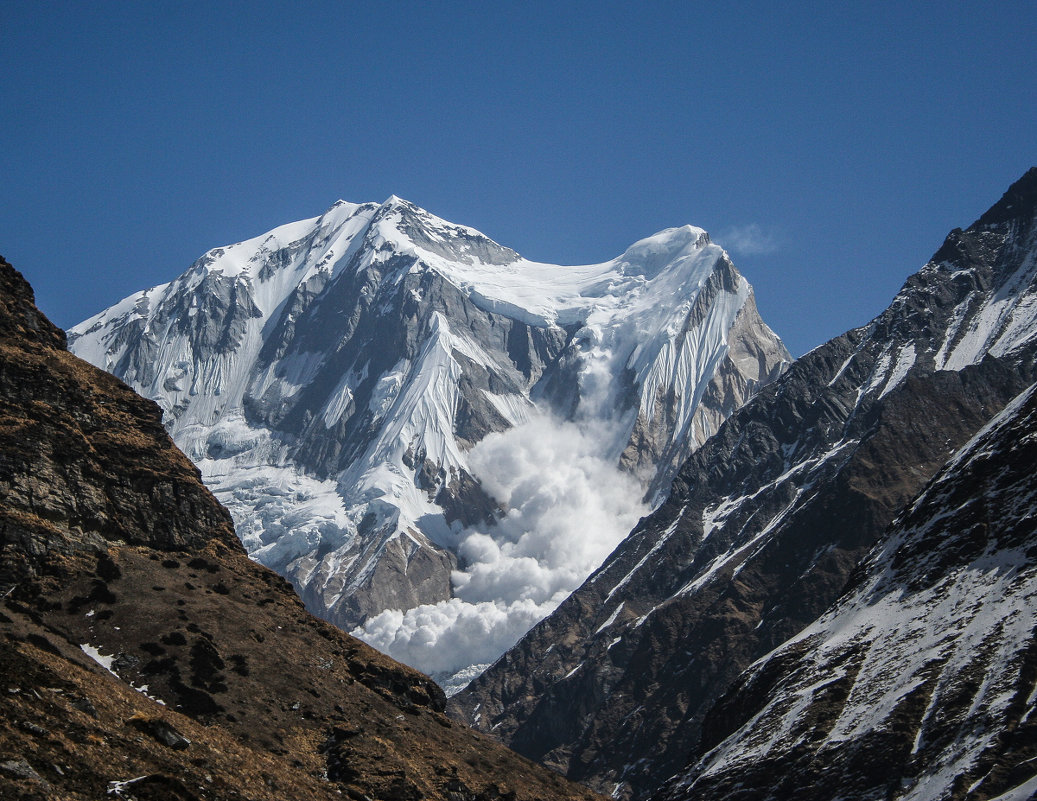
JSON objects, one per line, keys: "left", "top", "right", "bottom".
{"left": 2, "top": 1, "right": 1034, "bottom": 356}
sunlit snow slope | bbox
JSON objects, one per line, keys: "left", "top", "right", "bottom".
{"left": 68, "top": 196, "right": 788, "bottom": 685}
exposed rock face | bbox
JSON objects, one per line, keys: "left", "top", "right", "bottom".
{"left": 0, "top": 255, "right": 604, "bottom": 801}
{"left": 67, "top": 198, "right": 788, "bottom": 658}
{"left": 663, "top": 380, "right": 1037, "bottom": 801}
{"left": 452, "top": 169, "right": 1037, "bottom": 799}
{"left": 0, "top": 262, "right": 239, "bottom": 588}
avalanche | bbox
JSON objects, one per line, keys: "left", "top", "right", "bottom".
{"left": 69, "top": 196, "right": 789, "bottom": 686}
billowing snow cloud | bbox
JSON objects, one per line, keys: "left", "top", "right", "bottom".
{"left": 353, "top": 412, "right": 648, "bottom": 687}
{"left": 356, "top": 597, "right": 555, "bottom": 676}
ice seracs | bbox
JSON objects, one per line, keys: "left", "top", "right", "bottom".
{"left": 69, "top": 195, "right": 789, "bottom": 686}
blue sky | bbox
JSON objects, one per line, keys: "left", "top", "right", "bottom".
{"left": 2, "top": 1, "right": 1034, "bottom": 356}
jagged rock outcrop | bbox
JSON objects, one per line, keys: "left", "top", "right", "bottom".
{"left": 68, "top": 198, "right": 788, "bottom": 679}
{"left": 452, "top": 169, "right": 1037, "bottom": 799}
{"left": 661, "top": 380, "right": 1037, "bottom": 801}
{"left": 0, "top": 261, "right": 239, "bottom": 587}
{"left": 0, "top": 255, "right": 604, "bottom": 801}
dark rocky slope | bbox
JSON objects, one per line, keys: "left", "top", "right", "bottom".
{"left": 661, "top": 380, "right": 1037, "bottom": 801}
{"left": 452, "top": 168, "right": 1037, "bottom": 799}
{"left": 0, "top": 255, "right": 602, "bottom": 801}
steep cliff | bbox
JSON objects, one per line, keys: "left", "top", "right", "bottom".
{"left": 663, "top": 379, "right": 1037, "bottom": 801}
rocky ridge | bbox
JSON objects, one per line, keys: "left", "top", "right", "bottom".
{"left": 452, "top": 169, "right": 1037, "bottom": 799}
{"left": 0, "top": 254, "right": 604, "bottom": 801}
{"left": 663, "top": 378, "right": 1037, "bottom": 801}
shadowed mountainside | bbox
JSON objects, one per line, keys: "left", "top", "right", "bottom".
{"left": 660, "top": 379, "right": 1037, "bottom": 800}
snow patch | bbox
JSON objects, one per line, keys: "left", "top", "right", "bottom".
{"left": 80, "top": 644, "right": 165, "bottom": 704}
{"left": 80, "top": 643, "right": 117, "bottom": 675}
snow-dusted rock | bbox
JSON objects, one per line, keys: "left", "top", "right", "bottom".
{"left": 665, "top": 379, "right": 1037, "bottom": 801}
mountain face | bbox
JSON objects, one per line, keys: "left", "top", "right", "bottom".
{"left": 0, "top": 254, "right": 604, "bottom": 801}
{"left": 67, "top": 197, "right": 788, "bottom": 681}
{"left": 452, "top": 169, "right": 1037, "bottom": 799}
{"left": 664, "top": 379, "right": 1037, "bottom": 801}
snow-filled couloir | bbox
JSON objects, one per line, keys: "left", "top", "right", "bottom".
{"left": 68, "top": 196, "right": 789, "bottom": 688}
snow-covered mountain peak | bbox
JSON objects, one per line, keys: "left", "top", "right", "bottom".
{"left": 615, "top": 224, "right": 712, "bottom": 279}
{"left": 189, "top": 199, "right": 369, "bottom": 280}
{"left": 365, "top": 195, "right": 523, "bottom": 270}
{"left": 69, "top": 198, "right": 790, "bottom": 687}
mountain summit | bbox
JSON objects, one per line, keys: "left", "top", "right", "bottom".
{"left": 69, "top": 197, "right": 788, "bottom": 683}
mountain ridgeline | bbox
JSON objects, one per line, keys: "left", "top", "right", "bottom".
{"left": 8, "top": 169, "right": 1037, "bottom": 801}
{"left": 452, "top": 169, "right": 1037, "bottom": 800}
{"left": 67, "top": 198, "right": 788, "bottom": 670}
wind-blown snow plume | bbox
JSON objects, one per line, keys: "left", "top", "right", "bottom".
{"left": 716, "top": 223, "right": 782, "bottom": 256}
{"left": 355, "top": 412, "right": 647, "bottom": 688}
